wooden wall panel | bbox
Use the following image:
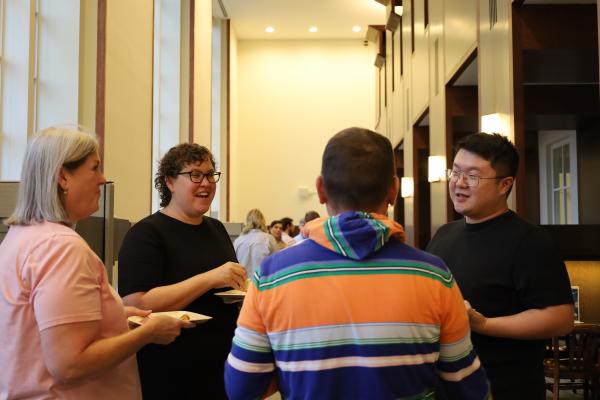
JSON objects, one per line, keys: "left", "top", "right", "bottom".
{"left": 566, "top": 261, "right": 600, "bottom": 324}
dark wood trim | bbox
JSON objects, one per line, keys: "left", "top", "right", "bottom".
{"left": 393, "top": 141, "right": 405, "bottom": 227}
{"left": 400, "top": 16, "right": 404, "bottom": 76}
{"left": 511, "top": 4, "right": 527, "bottom": 218}
{"left": 412, "top": 109, "right": 430, "bottom": 249}
{"left": 391, "top": 31, "right": 395, "bottom": 92}
{"left": 150, "top": 2, "right": 156, "bottom": 211}
{"left": 188, "top": 0, "right": 195, "bottom": 143}
{"left": 445, "top": 88, "right": 454, "bottom": 222}
{"left": 95, "top": 0, "right": 107, "bottom": 164}
{"left": 513, "top": 4, "right": 597, "bottom": 50}
{"left": 598, "top": 2, "right": 600, "bottom": 97}
{"left": 424, "top": 0, "right": 429, "bottom": 28}
{"left": 541, "top": 225, "right": 600, "bottom": 260}
{"left": 524, "top": 84, "right": 599, "bottom": 115}
{"left": 444, "top": 48, "right": 478, "bottom": 222}
{"left": 226, "top": 19, "right": 231, "bottom": 221}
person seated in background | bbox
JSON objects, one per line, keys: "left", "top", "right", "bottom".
{"left": 0, "top": 125, "right": 189, "bottom": 400}
{"left": 268, "top": 220, "right": 287, "bottom": 251}
{"left": 293, "top": 210, "right": 320, "bottom": 241}
{"left": 224, "top": 127, "right": 490, "bottom": 400}
{"left": 118, "top": 143, "right": 246, "bottom": 400}
{"left": 279, "top": 217, "right": 296, "bottom": 245}
{"left": 234, "top": 209, "right": 278, "bottom": 278}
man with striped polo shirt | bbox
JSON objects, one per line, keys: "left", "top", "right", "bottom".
{"left": 225, "top": 127, "right": 490, "bottom": 400}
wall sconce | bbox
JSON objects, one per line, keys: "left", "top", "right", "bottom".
{"left": 298, "top": 186, "right": 316, "bottom": 199}
{"left": 401, "top": 177, "right": 414, "bottom": 198}
{"left": 481, "top": 113, "right": 503, "bottom": 135}
{"left": 428, "top": 155, "right": 446, "bottom": 182}
{"left": 394, "top": 6, "right": 403, "bottom": 16}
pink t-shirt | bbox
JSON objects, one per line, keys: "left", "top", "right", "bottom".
{"left": 0, "top": 221, "right": 141, "bottom": 399}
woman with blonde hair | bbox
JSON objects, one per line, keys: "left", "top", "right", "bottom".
{"left": 234, "top": 209, "right": 277, "bottom": 277}
{"left": 0, "top": 125, "right": 190, "bottom": 399}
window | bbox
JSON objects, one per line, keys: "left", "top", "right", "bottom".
{"left": 538, "top": 130, "right": 579, "bottom": 225}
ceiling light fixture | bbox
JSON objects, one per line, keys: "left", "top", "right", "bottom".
{"left": 352, "top": 25, "right": 361, "bottom": 32}
{"left": 309, "top": 26, "right": 318, "bottom": 33}
{"left": 265, "top": 26, "right": 275, "bottom": 33}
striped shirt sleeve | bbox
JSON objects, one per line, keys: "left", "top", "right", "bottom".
{"left": 225, "top": 281, "right": 277, "bottom": 400}
{"left": 437, "top": 281, "right": 490, "bottom": 399}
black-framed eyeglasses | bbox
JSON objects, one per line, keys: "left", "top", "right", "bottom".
{"left": 446, "top": 169, "right": 507, "bottom": 188}
{"left": 176, "top": 171, "right": 222, "bottom": 184}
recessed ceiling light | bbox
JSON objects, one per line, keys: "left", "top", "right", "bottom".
{"left": 265, "top": 26, "right": 275, "bottom": 33}
{"left": 352, "top": 26, "right": 361, "bottom": 33}
{"left": 309, "top": 26, "right": 318, "bottom": 33}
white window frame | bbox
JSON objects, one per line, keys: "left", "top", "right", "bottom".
{"left": 538, "top": 130, "right": 579, "bottom": 225}
{"left": 151, "top": 0, "right": 186, "bottom": 212}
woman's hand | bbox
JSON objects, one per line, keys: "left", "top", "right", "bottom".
{"left": 207, "top": 262, "right": 247, "bottom": 291}
{"left": 143, "top": 315, "right": 194, "bottom": 345}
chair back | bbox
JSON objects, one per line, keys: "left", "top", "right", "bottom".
{"left": 560, "top": 324, "right": 600, "bottom": 376}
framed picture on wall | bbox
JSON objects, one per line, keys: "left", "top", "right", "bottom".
{"left": 571, "top": 286, "right": 581, "bottom": 322}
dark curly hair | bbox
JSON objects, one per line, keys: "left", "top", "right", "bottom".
{"left": 155, "top": 143, "right": 216, "bottom": 207}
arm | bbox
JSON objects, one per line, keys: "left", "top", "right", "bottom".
{"left": 224, "top": 281, "right": 277, "bottom": 400}
{"left": 123, "top": 261, "right": 247, "bottom": 311}
{"left": 40, "top": 315, "right": 191, "bottom": 384}
{"left": 466, "top": 228, "right": 575, "bottom": 340}
{"left": 465, "top": 302, "right": 574, "bottom": 339}
{"left": 437, "top": 281, "right": 491, "bottom": 400}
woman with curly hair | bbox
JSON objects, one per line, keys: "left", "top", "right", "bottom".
{"left": 118, "top": 143, "right": 246, "bottom": 399}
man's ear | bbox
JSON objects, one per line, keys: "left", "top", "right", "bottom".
{"left": 316, "top": 175, "right": 327, "bottom": 205}
{"left": 387, "top": 176, "right": 400, "bottom": 206}
{"left": 499, "top": 176, "right": 514, "bottom": 196}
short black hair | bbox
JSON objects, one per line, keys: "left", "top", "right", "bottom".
{"left": 455, "top": 133, "right": 519, "bottom": 178}
{"left": 270, "top": 220, "right": 282, "bottom": 229}
{"left": 155, "top": 143, "right": 215, "bottom": 207}
{"left": 280, "top": 217, "right": 293, "bottom": 230}
{"left": 304, "top": 211, "right": 320, "bottom": 223}
{"left": 321, "top": 127, "right": 395, "bottom": 210}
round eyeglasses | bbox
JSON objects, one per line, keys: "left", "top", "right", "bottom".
{"left": 446, "top": 169, "right": 507, "bottom": 188}
{"left": 176, "top": 171, "right": 222, "bottom": 184}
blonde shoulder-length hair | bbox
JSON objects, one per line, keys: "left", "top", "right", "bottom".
{"left": 5, "top": 125, "right": 99, "bottom": 226}
{"left": 241, "top": 208, "right": 268, "bottom": 234}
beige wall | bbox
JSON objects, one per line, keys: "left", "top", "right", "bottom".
{"left": 193, "top": 0, "right": 212, "bottom": 147}
{"left": 428, "top": 0, "right": 448, "bottom": 236}
{"left": 443, "top": 0, "right": 478, "bottom": 84}
{"left": 104, "top": 1, "right": 153, "bottom": 222}
{"left": 230, "top": 39, "right": 375, "bottom": 223}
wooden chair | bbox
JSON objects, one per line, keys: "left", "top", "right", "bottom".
{"left": 544, "top": 323, "right": 600, "bottom": 400}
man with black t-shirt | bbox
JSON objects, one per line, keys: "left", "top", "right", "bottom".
{"left": 427, "top": 133, "right": 574, "bottom": 400}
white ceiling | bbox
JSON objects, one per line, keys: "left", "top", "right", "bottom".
{"left": 219, "top": 0, "right": 388, "bottom": 40}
